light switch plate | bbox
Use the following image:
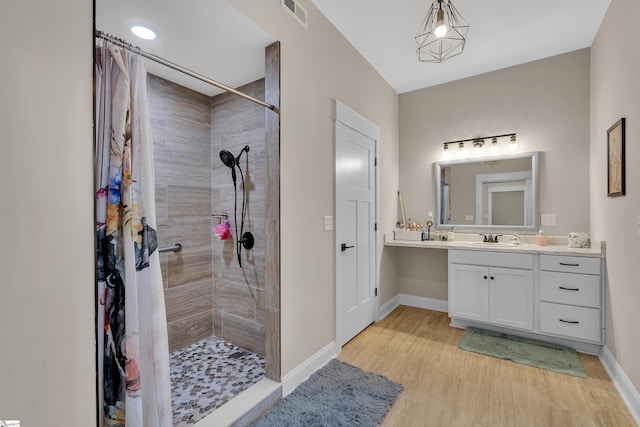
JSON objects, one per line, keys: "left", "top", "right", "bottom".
{"left": 541, "top": 213, "right": 557, "bottom": 227}
{"left": 324, "top": 215, "right": 333, "bottom": 232}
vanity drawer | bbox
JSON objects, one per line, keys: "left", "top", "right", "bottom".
{"left": 539, "top": 271, "right": 601, "bottom": 308}
{"left": 450, "top": 250, "right": 533, "bottom": 269}
{"left": 539, "top": 302, "right": 601, "bottom": 343}
{"left": 540, "top": 255, "right": 601, "bottom": 275}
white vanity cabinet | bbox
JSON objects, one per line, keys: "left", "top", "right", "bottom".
{"left": 447, "top": 249, "right": 604, "bottom": 352}
{"left": 538, "top": 255, "right": 604, "bottom": 344}
{"left": 449, "top": 250, "right": 534, "bottom": 331}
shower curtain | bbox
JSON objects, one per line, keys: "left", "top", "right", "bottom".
{"left": 95, "top": 41, "right": 172, "bottom": 427}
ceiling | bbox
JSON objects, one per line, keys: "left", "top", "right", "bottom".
{"left": 96, "top": 0, "right": 611, "bottom": 97}
{"left": 96, "top": 0, "right": 275, "bottom": 96}
{"left": 309, "top": 0, "right": 611, "bottom": 93}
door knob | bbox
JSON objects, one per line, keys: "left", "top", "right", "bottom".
{"left": 341, "top": 243, "right": 355, "bottom": 252}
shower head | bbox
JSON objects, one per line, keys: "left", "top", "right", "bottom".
{"left": 219, "top": 150, "right": 236, "bottom": 169}
{"left": 219, "top": 149, "right": 237, "bottom": 186}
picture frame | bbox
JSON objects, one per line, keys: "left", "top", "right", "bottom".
{"left": 607, "top": 118, "right": 625, "bottom": 197}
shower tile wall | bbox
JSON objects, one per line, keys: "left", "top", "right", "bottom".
{"left": 148, "top": 74, "right": 214, "bottom": 352}
{"left": 148, "top": 74, "right": 267, "bottom": 356}
{"left": 211, "top": 80, "right": 266, "bottom": 356}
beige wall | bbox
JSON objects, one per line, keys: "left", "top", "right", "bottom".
{"left": 0, "top": 1, "right": 95, "bottom": 425}
{"left": 400, "top": 49, "right": 591, "bottom": 236}
{"left": 396, "top": 49, "right": 591, "bottom": 301}
{"left": 228, "top": 0, "right": 400, "bottom": 376}
{"left": 590, "top": 0, "right": 640, "bottom": 393}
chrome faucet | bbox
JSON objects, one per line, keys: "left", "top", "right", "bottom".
{"left": 479, "top": 233, "right": 502, "bottom": 243}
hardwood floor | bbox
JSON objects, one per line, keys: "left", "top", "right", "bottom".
{"left": 338, "top": 306, "right": 636, "bottom": 427}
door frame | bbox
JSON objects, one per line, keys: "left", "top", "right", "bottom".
{"left": 333, "top": 100, "right": 381, "bottom": 348}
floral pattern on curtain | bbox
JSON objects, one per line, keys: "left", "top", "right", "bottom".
{"left": 95, "top": 41, "right": 172, "bottom": 427}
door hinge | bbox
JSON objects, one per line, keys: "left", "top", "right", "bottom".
{"left": 375, "top": 288, "right": 378, "bottom": 296}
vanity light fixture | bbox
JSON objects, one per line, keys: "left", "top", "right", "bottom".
{"left": 442, "top": 133, "right": 517, "bottom": 156}
{"left": 131, "top": 25, "right": 156, "bottom": 41}
{"left": 415, "top": 0, "right": 469, "bottom": 63}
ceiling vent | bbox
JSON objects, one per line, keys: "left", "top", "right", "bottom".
{"left": 281, "top": 0, "right": 308, "bottom": 28}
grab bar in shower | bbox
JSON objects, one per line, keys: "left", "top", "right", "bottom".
{"left": 158, "top": 243, "right": 182, "bottom": 254}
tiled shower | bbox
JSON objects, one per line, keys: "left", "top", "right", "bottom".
{"left": 148, "top": 74, "right": 268, "bottom": 423}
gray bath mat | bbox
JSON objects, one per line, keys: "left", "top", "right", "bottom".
{"left": 253, "top": 359, "right": 403, "bottom": 426}
{"left": 459, "top": 327, "right": 587, "bottom": 378}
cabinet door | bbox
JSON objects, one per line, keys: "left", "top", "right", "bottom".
{"left": 449, "top": 264, "right": 489, "bottom": 322}
{"left": 489, "top": 267, "right": 534, "bottom": 330}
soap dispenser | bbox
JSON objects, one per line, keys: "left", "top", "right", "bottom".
{"left": 510, "top": 232, "right": 521, "bottom": 246}
{"left": 536, "top": 227, "right": 548, "bottom": 246}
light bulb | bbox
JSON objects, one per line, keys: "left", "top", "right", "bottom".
{"left": 491, "top": 137, "right": 498, "bottom": 153}
{"left": 434, "top": 9, "right": 448, "bottom": 38}
{"left": 509, "top": 135, "right": 518, "bottom": 151}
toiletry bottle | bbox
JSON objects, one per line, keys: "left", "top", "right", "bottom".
{"left": 536, "top": 227, "right": 548, "bottom": 246}
{"left": 511, "top": 232, "right": 521, "bottom": 245}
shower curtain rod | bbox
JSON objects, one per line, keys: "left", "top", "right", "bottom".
{"left": 96, "top": 30, "right": 278, "bottom": 112}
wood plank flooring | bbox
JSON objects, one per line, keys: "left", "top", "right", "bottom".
{"left": 338, "top": 306, "right": 636, "bottom": 427}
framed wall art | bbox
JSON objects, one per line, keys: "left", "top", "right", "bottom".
{"left": 607, "top": 117, "right": 625, "bottom": 197}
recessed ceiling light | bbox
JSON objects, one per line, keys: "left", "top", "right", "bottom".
{"left": 131, "top": 25, "right": 156, "bottom": 41}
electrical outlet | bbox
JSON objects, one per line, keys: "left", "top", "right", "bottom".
{"left": 324, "top": 215, "right": 333, "bottom": 232}
{"left": 465, "top": 214, "right": 474, "bottom": 221}
{"left": 541, "top": 213, "right": 557, "bottom": 227}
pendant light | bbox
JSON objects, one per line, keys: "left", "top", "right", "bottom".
{"left": 415, "top": 0, "right": 469, "bottom": 63}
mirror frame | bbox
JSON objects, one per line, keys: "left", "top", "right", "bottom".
{"left": 434, "top": 151, "right": 540, "bottom": 232}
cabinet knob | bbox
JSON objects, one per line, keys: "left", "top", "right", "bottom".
{"left": 483, "top": 275, "right": 488, "bottom": 279}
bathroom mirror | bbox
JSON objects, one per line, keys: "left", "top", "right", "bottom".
{"left": 434, "top": 151, "right": 540, "bottom": 232}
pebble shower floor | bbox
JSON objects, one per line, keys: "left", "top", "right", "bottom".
{"left": 170, "top": 336, "right": 265, "bottom": 426}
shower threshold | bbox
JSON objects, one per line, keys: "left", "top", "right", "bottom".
{"left": 170, "top": 336, "right": 265, "bottom": 426}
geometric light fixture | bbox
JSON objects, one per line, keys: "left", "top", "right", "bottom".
{"left": 415, "top": 0, "right": 469, "bottom": 63}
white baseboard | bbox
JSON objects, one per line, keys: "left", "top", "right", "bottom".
{"left": 281, "top": 341, "right": 338, "bottom": 396}
{"left": 599, "top": 346, "right": 640, "bottom": 425}
{"left": 399, "top": 294, "right": 448, "bottom": 313}
{"left": 378, "top": 294, "right": 400, "bottom": 321}
{"left": 378, "top": 294, "right": 447, "bottom": 321}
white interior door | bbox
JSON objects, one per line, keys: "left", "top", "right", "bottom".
{"left": 335, "top": 108, "right": 377, "bottom": 348}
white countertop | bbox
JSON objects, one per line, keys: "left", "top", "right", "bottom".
{"left": 384, "top": 233, "right": 606, "bottom": 258}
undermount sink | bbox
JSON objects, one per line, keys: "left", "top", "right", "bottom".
{"left": 462, "top": 241, "right": 519, "bottom": 248}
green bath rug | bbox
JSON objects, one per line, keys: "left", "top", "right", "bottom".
{"left": 458, "top": 327, "right": 587, "bottom": 378}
